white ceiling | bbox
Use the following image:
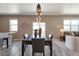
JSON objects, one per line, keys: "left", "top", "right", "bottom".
{"left": 0, "top": 3, "right": 79, "bottom": 15}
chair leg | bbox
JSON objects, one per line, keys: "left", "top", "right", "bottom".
{"left": 24, "top": 44, "right": 28, "bottom": 48}
{"left": 25, "top": 45, "right": 28, "bottom": 47}
{"left": 43, "top": 51, "right": 45, "bottom": 56}
{"left": 32, "top": 51, "right": 34, "bottom": 56}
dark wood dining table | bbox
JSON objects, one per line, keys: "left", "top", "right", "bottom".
{"left": 21, "top": 35, "right": 53, "bottom": 56}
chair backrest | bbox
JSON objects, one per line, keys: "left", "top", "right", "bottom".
{"left": 32, "top": 38, "right": 45, "bottom": 53}
{"left": 49, "top": 34, "right": 53, "bottom": 39}
{"left": 0, "top": 39, "right": 3, "bottom": 47}
{"left": 23, "top": 34, "right": 28, "bottom": 39}
{"left": 23, "top": 34, "right": 25, "bottom": 39}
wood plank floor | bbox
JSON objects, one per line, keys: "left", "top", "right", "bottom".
{"left": 53, "top": 39, "right": 79, "bottom": 56}
{"left": 0, "top": 39, "right": 79, "bottom": 56}
{"left": 0, "top": 40, "right": 51, "bottom": 56}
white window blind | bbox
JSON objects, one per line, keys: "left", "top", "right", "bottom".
{"left": 64, "top": 20, "right": 70, "bottom": 31}
{"left": 9, "top": 19, "right": 18, "bottom": 32}
{"left": 64, "top": 19, "right": 79, "bottom": 32}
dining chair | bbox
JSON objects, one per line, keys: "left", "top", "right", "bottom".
{"left": 32, "top": 38, "right": 45, "bottom": 56}
{"left": 0, "top": 39, "right": 3, "bottom": 50}
{"left": 49, "top": 34, "right": 53, "bottom": 39}
{"left": 23, "top": 34, "right": 29, "bottom": 47}
{"left": 23, "top": 34, "right": 28, "bottom": 39}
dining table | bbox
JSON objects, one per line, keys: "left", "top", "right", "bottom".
{"left": 21, "top": 35, "right": 53, "bottom": 56}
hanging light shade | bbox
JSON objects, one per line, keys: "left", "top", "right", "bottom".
{"left": 36, "top": 3, "right": 42, "bottom": 23}
{"left": 37, "top": 3, "right": 41, "bottom": 10}
{"left": 36, "top": 3, "right": 42, "bottom": 16}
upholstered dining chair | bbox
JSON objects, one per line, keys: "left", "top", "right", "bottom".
{"left": 23, "top": 34, "right": 29, "bottom": 47}
{"left": 0, "top": 39, "right": 3, "bottom": 50}
{"left": 23, "top": 34, "right": 28, "bottom": 39}
{"left": 49, "top": 34, "right": 53, "bottom": 40}
{"left": 32, "top": 38, "right": 45, "bottom": 56}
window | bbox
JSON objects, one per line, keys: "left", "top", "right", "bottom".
{"left": 64, "top": 19, "right": 79, "bottom": 32}
{"left": 64, "top": 20, "right": 70, "bottom": 31}
{"left": 9, "top": 19, "right": 18, "bottom": 32}
{"left": 71, "top": 20, "right": 79, "bottom": 31}
{"left": 33, "top": 22, "right": 45, "bottom": 37}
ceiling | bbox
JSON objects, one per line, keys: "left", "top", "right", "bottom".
{"left": 0, "top": 3, "right": 79, "bottom": 15}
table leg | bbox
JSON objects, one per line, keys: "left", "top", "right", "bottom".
{"left": 22, "top": 40, "right": 25, "bottom": 56}
{"left": 6, "top": 38, "right": 9, "bottom": 48}
{"left": 50, "top": 41, "right": 52, "bottom": 56}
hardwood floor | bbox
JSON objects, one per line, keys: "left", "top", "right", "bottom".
{"left": 53, "top": 39, "right": 79, "bottom": 56}
{"left": 0, "top": 39, "right": 79, "bottom": 56}
{"left": 0, "top": 40, "right": 51, "bottom": 56}
{"left": 0, "top": 41, "right": 21, "bottom": 56}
